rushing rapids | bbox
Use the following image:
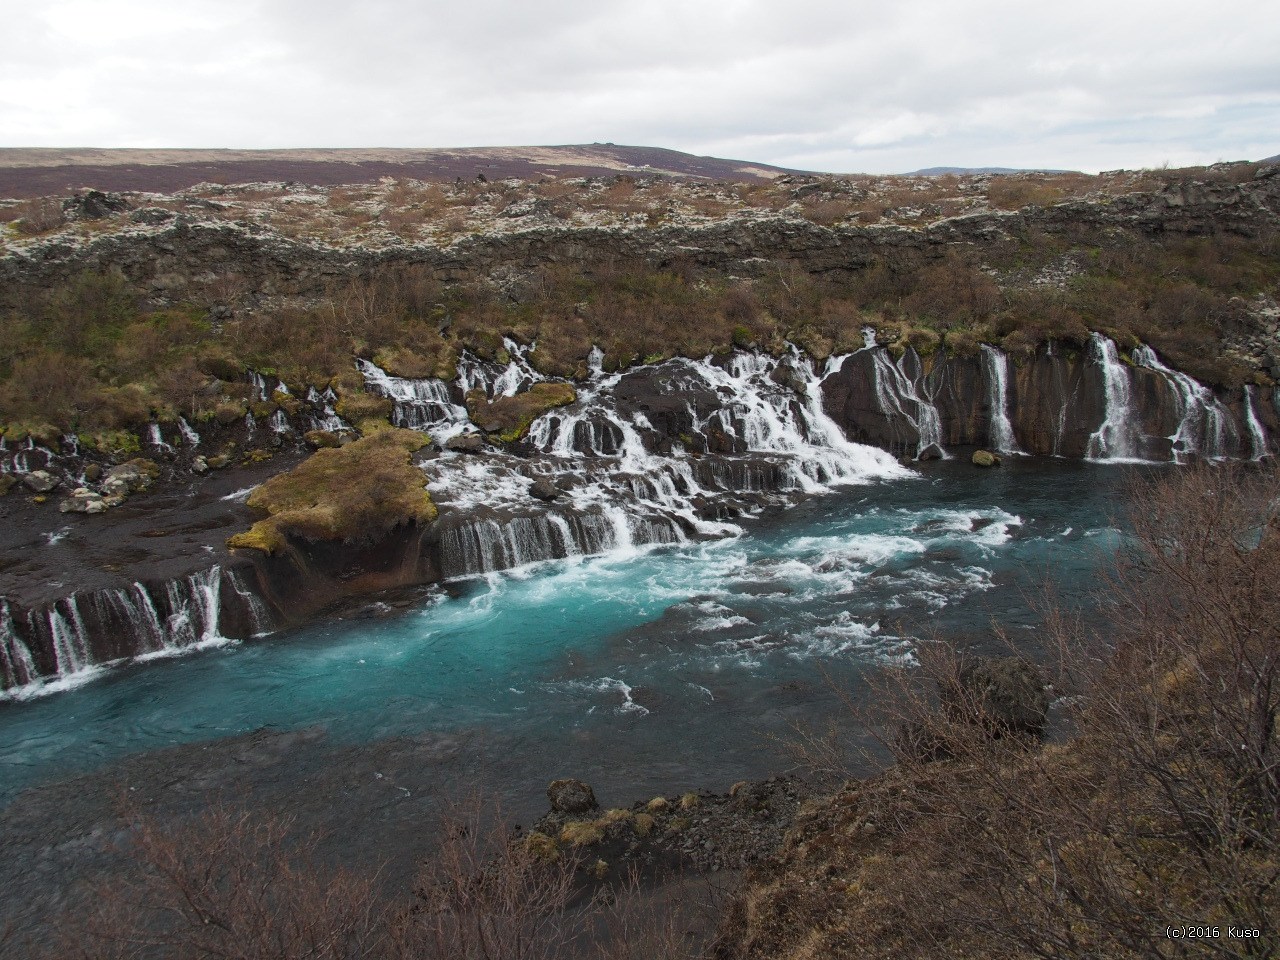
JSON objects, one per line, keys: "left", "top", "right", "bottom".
{"left": 2, "top": 334, "right": 1276, "bottom": 695}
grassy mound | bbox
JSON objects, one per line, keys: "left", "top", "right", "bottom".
{"left": 226, "top": 428, "right": 436, "bottom": 554}
{"left": 467, "top": 381, "right": 576, "bottom": 442}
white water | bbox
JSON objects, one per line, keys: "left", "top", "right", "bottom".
{"left": 422, "top": 342, "right": 909, "bottom": 579}
{"left": 305, "top": 387, "right": 348, "bottom": 433}
{"left": 981, "top": 344, "right": 1023, "bottom": 454}
{"left": 178, "top": 417, "right": 201, "bottom": 446}
{"left": 1132, "top": 345, "right": 1237, "bottom": 461}
{"left": 1243, "top": 385, "right": 1269, "bottom": 460}
{"left": 357, "top": 359, "right": 469, "bottom": 442}
{"left": 1, "top": 566, "right": 269, "bottom": 698}
{"left": 147, "top": 422, "right": 174, "bottom": 453}
{"left": 0, "top": 601, "right": 38, "bottom": 689}
{"left": 862, "top": 330, "right": 947, "bottom": 459}
{"left": 1085, "top": 334, "right": 1143, "bottom": 461}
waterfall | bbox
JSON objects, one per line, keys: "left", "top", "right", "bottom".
{"left": 358, "top": 359, "right": 469, "bottom": 440}
{"left": 1132, "top": 345, "right": 1237, "bottom": 461}
{"left": 457, "top": 338, "right": 542, "bottom": 398}
{"left": 1243, "top": 386, "right": 1269, "bottom": 460}
{"left": 426, "top": 344, "right": 907, "bottom": 579}
{"left": 178, "top": 417, "right": 201, "bottom": 446}
{"left": 981, "top": 345, "right": 1023, "bottom": 454}
{"left": 46, "top": 598, "right": 91, "bottom": 677}
{"left": 305, "top": 387, "right": 347, "bottom": 433}
{"left": 147, "top": 422, "right": 174, "bottom": 452}
{"left": 0, "top": 602, "right": 38, "bottom": 690}
{"left": 1085, "top": 334, "right": 1142, "bottom": 461}
{"left": 864, "top": 343, "right": 947, "bottom": 459}
{"left": 1, "top": 566, "right": 274, "bottom": 696}
{"left": 249, "top": 372, "right": 270, "bottom": 402}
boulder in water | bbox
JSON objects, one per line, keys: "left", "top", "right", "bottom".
{"left": 445, "top": 432, "right": 485, "bottom": 453}
{"left": 59, "top": 488, "right": 108, "bottom": 514}
{"left": 529, "top": 478, "right": 561, "bottom": 502}
{"left": 971, "top": 450, "right": 1001, "bottom": 467}
{"left": 548, "top": 778, "right": 597, "bottom": 814}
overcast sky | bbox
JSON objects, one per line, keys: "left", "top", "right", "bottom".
{"left": 1, "top": 0, "right": 1277, "bottom": 173}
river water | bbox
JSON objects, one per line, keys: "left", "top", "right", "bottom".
{"left": 0, "top": 458, "right": 1148, "bottom": 811}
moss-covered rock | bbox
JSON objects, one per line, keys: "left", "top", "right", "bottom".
{"left": 273, "top": 391, "right": 304, "bottom": 417}
{"left": 82, "top": 430, "right": 142, "bottom": 456}
{"left": 304, "top": 430, "right": 342, "bottom": 449}
{"left": 213, "top": 401, "right": 248, "bottom": 425}
{"left": 0, "top": 475, "right": 17, "bottom": 497}
{"left": 226, "top": 428, "right": 435, "bottom": 555}
{"left": 559, "top": 821, "right": 606, "bottom": 847}
{"left": 972, "top": 450, "right": 1001, "bottom": 468}
{"left": 354, "top": 417, "right": 394, "bottom": 437}
{"left": 467, "top": 382, "right": 576, "bottom": 442}
{"left": 334, "top": 391, "right": 392, "bottom": 423}
{"left": 249, "top": 400, "right": 278, "bottom": 419}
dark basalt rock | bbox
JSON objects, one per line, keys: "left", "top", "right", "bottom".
{"left": 444, "top": 432, "right": 485, "bottom": 453}
{"left": 947, "top": 656, "right": 1050, "bottom": 737}
{"left": 529, "top": 478, "right": 560, "bottom": 501}
{"left": 61, "top": 190, "right": 130, "bottom": 221}
{"left": 548, "top": 778, "right": 597, "bottom": 814}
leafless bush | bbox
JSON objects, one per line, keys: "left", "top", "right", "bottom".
{"left": 36, "top": 801, "right": 389, "bottom": 960}
{"left": 732, "top": 464, "right": 1280, "bottom": 960}
{"left": 4, "top": 197, "right": 66, "bottom": 235}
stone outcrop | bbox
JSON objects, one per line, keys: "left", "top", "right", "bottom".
{"left": 3, "top": 172, "right": 1278, "bottom": 302}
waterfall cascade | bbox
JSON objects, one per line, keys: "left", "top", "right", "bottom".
{"left": 1, "top": 566, "right": 271, "bottom": 698}
{"left": 409, "top": 342, "right": 909, "bottom": 579}
{"left": 1085, "top": 334, "right": 1142, "bottom": 461}
{"left": 358, "top": 359, "right": 469, "bottom": 441}
{"left": 1132, "top": 345, "right": 1237, "bottom": 461}
{"left": 981, "top": 344, "right": 1023, "bottom": 455}
{"left": 861, "top": 331, "right": 947, "bottom": 459}
{"left": 1244, "top": 386, "right": 1269, "bottom": 460}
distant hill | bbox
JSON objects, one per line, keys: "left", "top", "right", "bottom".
{"left": 905, "top": 166, "right": 1075, "bottom": 176}
{"left": 1263, "top": 154, "right": 1280, "bottom": 164}
{"left": 0, "top": 145, "right": 804, "bottom": 199}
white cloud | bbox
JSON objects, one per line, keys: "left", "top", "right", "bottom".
{"left": 0, "top": 0, "right": 1276, "bottom": 171}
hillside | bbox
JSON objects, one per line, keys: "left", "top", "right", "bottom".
{"left": 0, "top": 145, "right": 800, "bottom": 200}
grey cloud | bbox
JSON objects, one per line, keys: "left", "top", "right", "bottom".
{"left": 1, "top": 0, "right": 1277, "bottom": 171}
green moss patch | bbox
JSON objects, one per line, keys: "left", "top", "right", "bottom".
{"left": 227, "top": 428, "right": 436, "bottom": 555}
{"left": 467, "top": 382, "right": 576, "bottom": 442}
